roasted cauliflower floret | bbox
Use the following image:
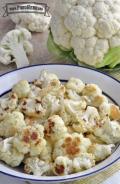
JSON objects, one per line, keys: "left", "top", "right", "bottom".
{"left": 0, "top": 111, "right": 26, "bottom": 137}
{"left": 39, "top": 70, "right": 60, "bottom": 88}
{"left": 24, "top": 157, "right": 51, "bottom": 176}
{"left": 94, "top": 119, "right": 120, "bottom": 144}
{"left": 53, "top": 156, "right": 73, "bottom": 175}
{"left": 0, "top": 137, "right": 24, "bottom": 167}
{"left": 24, "top": 116, "right": 40, "bottom": 126}
{"left": 72, "top": 106, "right": 100, "bottom": 133}
{"left": 28, "top": 84, "right": 41, "bottom": 99}
{"left": 66, "top": 77, "right": 85, "bottom": 93}
{"left": 82, "top": 106, "right": 100, "bottom": 125}
{"left": 100, "top": 103, "right": 120, "bottom": 120}
{"left": 40, "top": 141, "right": 52, "bottom": 162}
{"left": 12, "top": 80, "right": 30, "bottom": 98}
{"left": 53, "top": 133, "right": 91, "bottom": 159}
{"left": 19, "top": 97, "right": 46, "bottom": 118}
{"left": 99, "top": 102, "right": 111, "bottom": 118}
{"left": 110, "top": 104, "right": 120, "bottom": 121}
{"left": 82, "top": 84, "right": 108, "bottom": 107}
{"left": 86, "top": 134, "right": 105, "bottom": 144}
{"left": 0, "top": 92, "right": 18, "bottom": 120}
{"left": 65, "top": 89, "right": 81, "bottom": 101}
{"left": 88, "top": 144, "right": 114, "bottom": 162}
{"left": 13, "top": 124, "right": 46, "bottom": 156}
{"left": 73, "top": 153, "right": 95, "bottom": 172}
{"left": 60, "top": 99, "right": 86, "bottom": 125}
{"left": 39, "top": 70, "right": 65, "bottom": 98}
{"left": 42, "top": 95, "right": 61, "bottom": 117}
{"left": 44, "top": 115, "right": 67, "bottom": 142}
{"left": 82, "top": 84, "right": 102, "bottom": 97}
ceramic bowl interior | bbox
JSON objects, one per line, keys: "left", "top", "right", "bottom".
{"left": 0, "top": 64, "right": 120, "bottom": 183}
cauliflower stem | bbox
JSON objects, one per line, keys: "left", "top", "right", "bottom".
{"left": 10, "top": 41, "right": 29, "bottom": 68}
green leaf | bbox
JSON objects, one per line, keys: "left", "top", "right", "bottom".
{"left": 47, "top": 31, "right": 71, "bottom": 59}
{"left": 96, "top": 47, "right": 120, "bottom": 68}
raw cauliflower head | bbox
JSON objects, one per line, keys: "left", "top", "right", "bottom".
{"left": 0, "top": 137, "right": 24, "bottom": 167}
{"left": 13, "top": 124, "right": 46, "bottom": 156}
{"left": 24, "top": 157, "right": 51, "bottom": 176}
{"left": 53, "top": 156, "right": 73, "bottom": 175}
{"left": 10, "top": 13, "right": 51, "bottom": 33}
{"left": 44, "top": 115, "right": 67, "bottom": 142}
{"left": 50, "top": 0, "right": 120, "bottom": 66}
{"left": 53, "top": 133, "right": 91, "bottom": 159}
{"left": 0, "top": 111, "right": 26, "bottom": 137}
{"left": 12, "top": 80, "right": 30, "bottom": 98}
{"left": 88, "top": 143, "right": 114, "bottom": 162}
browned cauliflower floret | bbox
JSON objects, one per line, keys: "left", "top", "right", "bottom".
{"left": 99, "top": 102, "right": 111, "bottom": 118}
{"left": 0, "top": 137, "right": 24, "bottom": 167}
{"left": 65, "top": 89, "right": 81, "bottom": 101}
{"left": 39, "top": 70, "right": 65, "bottom": 98}
{"left": 13, "top": 124, "right": 46, "bottom": 156}
{"left": 12, "top": 80, "right": 30, "bottom": 98}
{"left": 99, "top": 103, "right": 120, "bottom": 120}
{"left": 24, "top": 157, "right": 52, "bottom": 176}
{"left": 60, "top": 99, "right": 86, "bottom": 125}
{"left": 28, "top": 84, "right": 41, "bottom": 99}
{"left": 82, "top": 84, "right": 108, "bottom": 107}
{"left": 42, "top": 94, "right": 61, "bottom": 117}
{"left": 53, "top": 133, "right": 91, "bottom": 160}
{"left": 39, "top": 70, "right": 60, "bottom": 88}
{"left": 73, "top": 153, "right": 95, "bottom": 172}
{"left": 53, "top": 156, "right": 73, "bottom": 176}
{"left": 40, "top": 141, "right": 52, "bottom": 162}
{"left": 72, "top": 106, "right": 100, "bottom": 133}
{"left": 110, "top": 104, "right": 120, "bottom": 121}
{"left": 66, "top": 77, "right": 85, "bottom": 93}
{"left": 0, "top": 111, "right": 26, "bottom": 137}
{"left": 88, "top": 143, "right": 114, "bottom": 162}
{"left": 44, "top": 115, "right": 67, "bottom": 142}
{"left": 86, "top": 134, "right": 105, "bottom": 144}
{"left": 82, "top": 84, "right": 102, "bottom": 96}
{"left": 0, "top": 92, "right": 18, "bottom": 120}
{"left": 94, "top": 118, "right": 120, "bottom": 144}
{"left": 19, "top": 97, "right": 46, "bottom": 118}
{"left": 25, "top": 116, "right": 40, "bottom": 126}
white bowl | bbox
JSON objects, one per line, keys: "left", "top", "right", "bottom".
{"left": 0, "top": 64, "right": 120, "bottom": 183}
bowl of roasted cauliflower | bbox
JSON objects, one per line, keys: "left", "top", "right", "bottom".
{"left": 0, "top": 64, "right": 120, "bottom": 183}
